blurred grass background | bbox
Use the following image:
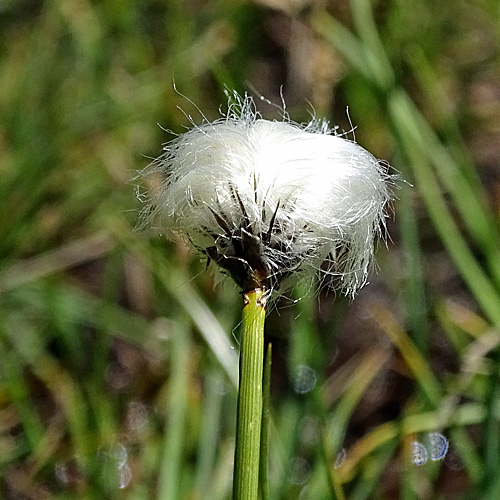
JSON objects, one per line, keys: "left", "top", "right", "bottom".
{"left": 1, "top": 0, "right": 500, "bottom": 498}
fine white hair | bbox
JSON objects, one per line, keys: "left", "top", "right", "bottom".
{"left": 139, "top": 92, "right": 393, "bottom": 297}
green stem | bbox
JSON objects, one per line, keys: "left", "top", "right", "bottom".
{"left": 233, "top": 288, "right": 267, "bottom": 500}
{"left": 259, "top": 343, "right": 272, "bottom": 500}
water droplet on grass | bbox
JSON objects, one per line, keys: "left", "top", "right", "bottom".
{"left": 118, "top": 464, "right": 132, "bottom": 489}
{"left": 292, "top": 365, "right": 317, "bottom": 394}
{"left": 126, "top": 401, "right": 149, "bottom": 432}
{"left": 98, "top": 442, "right": 128, "bottom": 469}
{"left": 109, "top": 443, "right": 128, "bottom": 469}
{"left": 427, "top": 432, "right": 449, "bottom": 461}
{"left": 411, "top": 441, "right": 428, "bottom": 466}
{"left": 97, "top": 442, "right": 132, "bottom": 490}
{"left": 55, "top": 458, "right": 82, "bottom": 486}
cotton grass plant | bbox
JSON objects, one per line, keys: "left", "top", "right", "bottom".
{"left": 139, "top": 91, "right": 393, "bottom": 500}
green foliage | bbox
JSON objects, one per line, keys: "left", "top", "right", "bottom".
{"left": 1, "top": 0, "right": 500, "bottom": 498}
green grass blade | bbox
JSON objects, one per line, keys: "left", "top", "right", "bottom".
{"left": 194, "top": 371, "right": 225, "bottom": 500}
{"left": 389, "top": 91, "right": 500, "bottom": 326}
{"left": 398, "top": 180, "right": 429, "bottom": 354}
{"left": 158, "top": 320, "right": 191, "bottom": 500}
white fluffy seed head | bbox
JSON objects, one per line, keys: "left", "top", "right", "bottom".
{"left": 139, "top": 92, "right": 394, "bottom": 296}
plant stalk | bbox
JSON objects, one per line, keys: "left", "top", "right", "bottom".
{"left": 233, "top": 288, "right": 267, "bottom": 500}
{"left": 259, "top": 343, "right": 272, "bottom": 500}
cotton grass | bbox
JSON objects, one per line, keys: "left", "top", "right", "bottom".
{"left": 138, "top": 91, "right": 395, "bottom": 500}
{"left": 139, "top": 91, "right": 393, "bottom": 296}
